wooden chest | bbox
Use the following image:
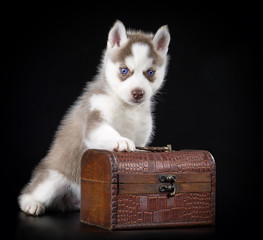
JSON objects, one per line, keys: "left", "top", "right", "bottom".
{"left": 80, "top": 148, "right": 216, "bottom": 230}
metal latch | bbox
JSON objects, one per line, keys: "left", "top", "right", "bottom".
{"left": 136, "top": 144, "right": 173, "bottom": 152}
{"left": 158, "top": 175, "right": 176, "bottom": 197}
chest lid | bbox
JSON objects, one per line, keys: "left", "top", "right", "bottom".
{"left": 81, "top": 148, "right": 215, "bottom": 196}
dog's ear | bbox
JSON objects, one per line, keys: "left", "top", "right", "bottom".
{"left": 107, "top": 20, "right": 128, "bottom": 49}
{"left": 153, "top": 25, "right": 170, "bottom": 55}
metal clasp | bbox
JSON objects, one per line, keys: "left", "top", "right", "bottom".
{"left": 158, "top": 175, "right": 176, "bottom": 197}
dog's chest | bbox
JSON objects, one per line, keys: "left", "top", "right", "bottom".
{"left": 111, "top": 105, "right": 152, "bottom": 144}
{"left": 89, "top": 93, "right": 152, "bottom": 145}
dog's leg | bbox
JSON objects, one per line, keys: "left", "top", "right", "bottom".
{"left": 18, "top": 168, "right": 78, "bottom": 216}
{"left": 85, "top": 121, "right": 136, "bottom": 151}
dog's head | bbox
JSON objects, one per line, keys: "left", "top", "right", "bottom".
{"left": 104, "top": 20, "right": 170, "bottom": 106}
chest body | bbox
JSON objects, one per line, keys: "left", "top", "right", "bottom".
{"left": 80, "top": 149, "right": 216, "bottom": 230}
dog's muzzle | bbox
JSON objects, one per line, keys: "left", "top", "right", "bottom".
{"left": 131, "top": 88, "right": 144, "bottom": 101}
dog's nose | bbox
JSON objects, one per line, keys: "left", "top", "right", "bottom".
{"left": 132, "top": 89, "right": 144, "bottom": 100}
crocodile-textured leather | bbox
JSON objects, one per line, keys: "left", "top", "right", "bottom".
{"left": 111, "top": 150, "right": 215, "bottom": 229}
{"left": 80, "top": 150, "right": 216, "bottom": 230}
{"left": 115, "top": 151, "right": 212, "bottom": 174}
{"left": 116, "top": 193, "right": 211, "bottom": 225}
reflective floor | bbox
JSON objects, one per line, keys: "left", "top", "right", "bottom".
{"left": 15, "top": 211, "right": 217, "bottom": 240}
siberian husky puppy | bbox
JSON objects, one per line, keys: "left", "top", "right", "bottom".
{"left": 18, "top": 20, "right": 170, "bottom": 216}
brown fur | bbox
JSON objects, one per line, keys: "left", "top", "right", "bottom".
{"left": 143, "top": 69, "right": 156, "bottom": 82}
{"left": 21, "top": 77, "right": 107, "bottom": 189}
{"left": 111, "top": 31, "right": 164, "bottom": 67}
{"left": 118, "top": 67, "right": 134, "bottom": 81}
{"left": 19, "top": 21, "right": 170, "bottom": 216}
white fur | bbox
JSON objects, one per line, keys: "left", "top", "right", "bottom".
{"left": 85, "top": 122, "right": 136, "bottom": 151}
{"left": 89, "top": 93, "right": 116, "bottom": 120}
{"left": 104, "top": 43, "right": 164, "bottom": 106}
{"left": 85, "top": 91, "right": 152, "bottom": 150}
{"left": 18, "top": 21, "right": 170, "bottom": 216}
{"left": 19, "top": 170, "right": 80, "bottom": 216}
{"left": 153, "top": 25, "right": 170, "bottom": 55}
{"left": 126, "top": 44, "right": 153, "bottom": 70}
{"left": 107, "top": 20, "right": 128, "bottom": 49}
{"left": 19, "top": 195, "right": 45, "bottom": 216}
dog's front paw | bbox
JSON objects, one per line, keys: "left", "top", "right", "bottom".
{"left": 113, "top": 137, "right": 136, "bottom": 152}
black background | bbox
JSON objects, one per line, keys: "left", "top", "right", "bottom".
{"left": 2, "top": 2, "right": 261, "bottom": 239}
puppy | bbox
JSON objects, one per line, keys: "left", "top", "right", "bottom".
{"left": 18, "top": 20, "right": 170, "bottom": 215}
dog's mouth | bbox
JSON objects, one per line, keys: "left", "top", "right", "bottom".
{"left": 129, "top": 98, "right": 145, "bottom": 105}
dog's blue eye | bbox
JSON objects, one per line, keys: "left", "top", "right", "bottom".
{"left": 146, "top": 69, "right": 155, "bottom": 76}
{"left": 121, "top": 68, "right": 129, "bottom": 75}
